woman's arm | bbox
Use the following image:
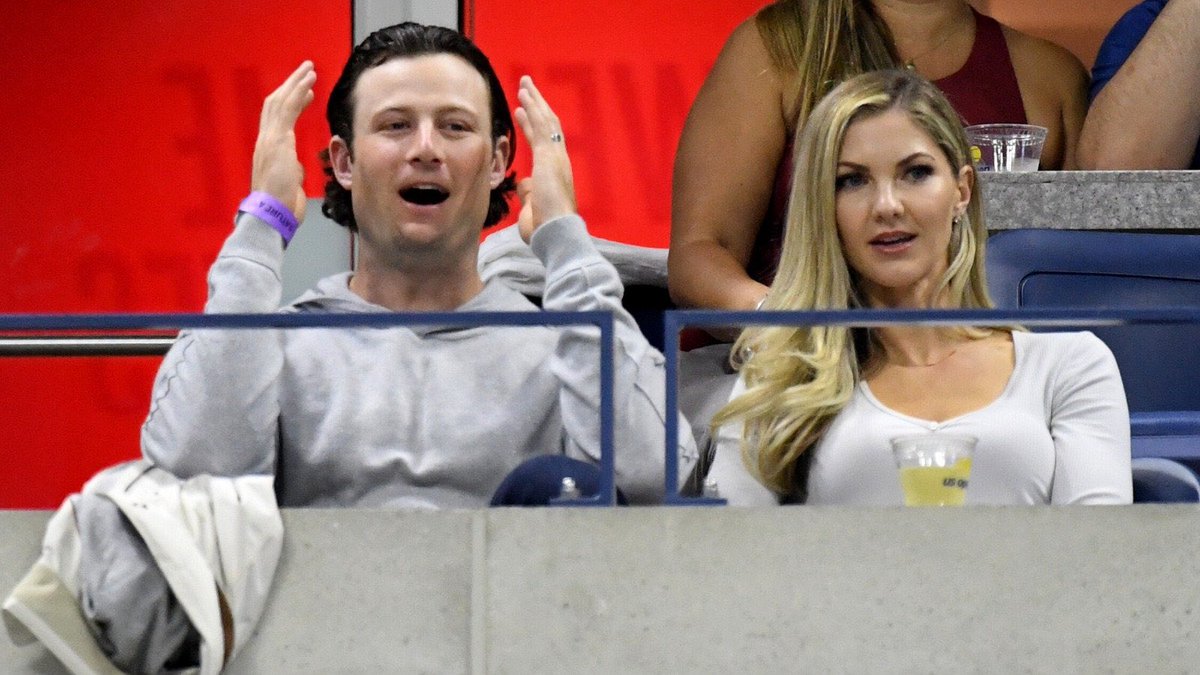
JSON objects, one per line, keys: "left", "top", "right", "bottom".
{"left": 1049, "top": 332, "right": 1133, "bottom": 504}
{"left": 668, "top": 18, "right": 788, "bottom": 310}
{"left": 1004, "top": 28, "right": 1090, "bottom": 170}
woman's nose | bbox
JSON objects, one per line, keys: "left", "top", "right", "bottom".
{"left": 872, "top": 182, "right": 903, "bottom": 219}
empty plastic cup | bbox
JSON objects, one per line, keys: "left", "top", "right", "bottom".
{"left": 964, "top": 124, "right": 1047, "bottom": 172}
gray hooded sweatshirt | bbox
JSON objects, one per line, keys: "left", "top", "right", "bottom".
{"left": 142, "top": 213, "right": 696, "bottom": 506}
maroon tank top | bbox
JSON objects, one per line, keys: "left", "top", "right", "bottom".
{"left": 933, "top": 13, "right": 1028, "bottom": 128}
{"left": 746, "top": 11, "right": 1027, "bottom": 286}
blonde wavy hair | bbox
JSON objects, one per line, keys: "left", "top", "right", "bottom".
{"left": 755, "top": 0, "right": 899, "bottom": 133}
{"left": 711, "top": 69, "right": 994, "bottom": 498}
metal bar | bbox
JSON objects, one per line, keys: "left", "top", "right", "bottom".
{"left": 600, "top": 313, "right": 616, "bottom": 506}
{"left": 664, "top": 310, "right": 679, "bottom": 498}
{"left": 0, "top": 311, "right": 611, "bottom": 331}
{"left": 0, "top": 336, "right": 176, "bottom": 357}
{"left": 7, "top": 306, "right": 1190, "bottom": 357}
{"left": 668, "top": 307, "right": 1200, "bottom": 329}
{"left": 662, "top": 310, "right": 724, "bottom": 506}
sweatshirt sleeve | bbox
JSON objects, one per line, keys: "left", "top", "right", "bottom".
{"left": 529, "top": 215, "right": 699, "bottom": 503}
{"left": 141, "top": 213, "right": 285, "bottom": 478}
{"left": 1048, "top": 332, "right": 1133, "bottom": 504}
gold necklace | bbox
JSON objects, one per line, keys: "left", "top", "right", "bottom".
{"left": 902, "top": 20, "right": 968, "bottom": 70}
{"left": 888, "top": 347, "right": 958, "bottom": 368}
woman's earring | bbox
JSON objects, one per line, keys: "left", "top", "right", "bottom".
{"left": 952, "top": 214, "right": 962, "bottom": 227}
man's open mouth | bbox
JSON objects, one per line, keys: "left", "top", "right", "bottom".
{"left": 400, "top": 186, "right": 450, "bottom": 206}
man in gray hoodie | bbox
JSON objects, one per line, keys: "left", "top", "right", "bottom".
{"left": 141, "top": 23, "right": 696, "bottom": 506}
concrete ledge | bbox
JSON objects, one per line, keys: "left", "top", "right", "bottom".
{"left": 983, "top": 170, "right": 1200, "bottom": 230}
{"left": 5, "top": 507, "right": 1200, "bottom": 672}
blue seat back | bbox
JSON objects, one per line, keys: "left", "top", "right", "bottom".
{"left": 1131, "top": 457, "right": 1200, "bottom": 503}
{"left": 986, "top": 230, "right": 1200, "bottom": 412}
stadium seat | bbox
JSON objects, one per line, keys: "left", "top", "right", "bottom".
{"left": 1131, "top": 457, "right": 1200, "bottom": 503}
{"left": 985, "top": 230, "right": 1200, "bottom": 412}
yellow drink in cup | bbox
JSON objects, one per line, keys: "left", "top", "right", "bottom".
{"left": 891, "top": 434, "right": 977, "bottom": 507}
{"left": 898, "top": 457, "right": 973, "bottom": 506}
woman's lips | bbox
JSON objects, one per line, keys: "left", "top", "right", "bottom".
{"left": 869, "top": 231, "right": 916, "bottom": 253}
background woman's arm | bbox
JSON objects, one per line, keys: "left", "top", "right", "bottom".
{"left": 668, "top": 19, "right": 789, "bottom": 310}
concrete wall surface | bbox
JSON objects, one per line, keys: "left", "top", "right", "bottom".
{"left": 4, "top": 506, "right": 1200, "bottom": 673}
{"left": 983, "top": 171, "right": 1200, "bottom": 231}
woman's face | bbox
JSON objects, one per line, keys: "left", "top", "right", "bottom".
{"left": 833, "top": 108, "right": 971, "bottom": 308}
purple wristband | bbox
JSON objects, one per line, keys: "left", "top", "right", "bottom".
{"left": 238, "top": 192, "right": 300, "bottom": 243}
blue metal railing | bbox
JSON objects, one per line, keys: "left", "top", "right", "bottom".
{"left": 10, "top": 306, "right": 1200, "bottom": 507}
{"left": 0, "top": 311, "right": 618, "bottom": 507}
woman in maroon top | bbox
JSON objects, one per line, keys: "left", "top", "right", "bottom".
{"left": 668, "top": 0, "right": 1088, "bottom": 312}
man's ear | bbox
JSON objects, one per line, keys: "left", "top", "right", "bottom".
{"left": 489, "top": 136, "right": 510, "bottom": 189}
{"left": 329, "top": 136, "right": 354, "bottom": 190}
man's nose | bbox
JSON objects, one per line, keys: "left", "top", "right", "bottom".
{"left": 407, "top": 122, "right": 443, "bottom": 163}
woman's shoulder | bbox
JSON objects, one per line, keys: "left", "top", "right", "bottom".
{"left": 1017, "top": 329, "right": 1106, "bottom": 349}
{"left": 1000, "top": 23, "right": 1089, "bottom": 94}
{"left": 1015, "top": 330, "right": 1117, "bottom": 372}
{"left": 721, "top": 14, "right": 774, "bottom": 64}
{"left": 737, "top": 0, "right": 806, "bottom": 78}
{"left": 701, "top": 14, "right": 788, "bottom": 104}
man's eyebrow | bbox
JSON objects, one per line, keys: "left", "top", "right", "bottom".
{"left": 435, "top": 105, "right": 482, "bottom": 118}
{"left": 372, "top": 104, "right": 481, "bottom": 116}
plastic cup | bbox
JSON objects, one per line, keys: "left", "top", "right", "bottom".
{"left": 964, "top": 124, "right": 1047, "bottom": 172}
{"left": 891, "top": 433, "right": 977, "bottom": 506}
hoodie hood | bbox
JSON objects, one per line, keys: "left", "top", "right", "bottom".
{"left": 286, "top": 272, "right": 538, "bottom": 339}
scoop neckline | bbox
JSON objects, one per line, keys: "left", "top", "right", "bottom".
{"left": 860, "top": 331, "right": 1022, "bottom": 429}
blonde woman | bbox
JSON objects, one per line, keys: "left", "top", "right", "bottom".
{"left": 669, "top": 0, "right": 1088, "bottom": 314}
{"left": 707, "top": 70, "right": 1130, "bottom": 505}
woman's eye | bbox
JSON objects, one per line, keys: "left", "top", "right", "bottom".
{"left": 905, "top": 164, "right": 934, "bottom": 181}
{"left": 444, "top": 121, "right": 471, "bottom": 133}
{"left": 384, "top": 120, "right": 409, "bottom": 131}
{"left": 835, "top": 173, "right": 865, "bottom": 191}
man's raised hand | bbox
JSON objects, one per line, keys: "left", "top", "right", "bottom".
{"left": 251, "top": 62, "right": 316, "bottom": 222}
{"left": 514, "top": 76, "right": 577, "bottom": 243}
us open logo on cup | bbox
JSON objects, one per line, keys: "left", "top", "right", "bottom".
{"left": 891, "top": 433, "right": 977, "bottom": 506}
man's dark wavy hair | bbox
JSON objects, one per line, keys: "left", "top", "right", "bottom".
{"left": 320, "top": 22, "right": 517, "bottom": 231}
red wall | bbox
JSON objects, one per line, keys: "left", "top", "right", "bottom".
{"left": 0, "top": 2, "right": 350, "bottom": 507}
{"left": 467, "top": 1, "right": 772, "bottom": 249}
